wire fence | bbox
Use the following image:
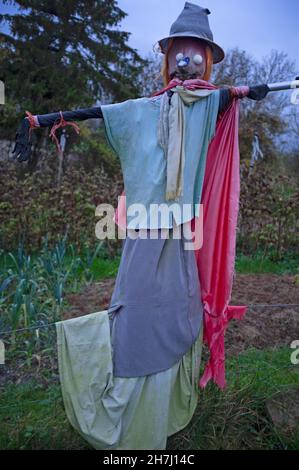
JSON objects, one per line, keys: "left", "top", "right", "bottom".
{"left": 0, "top": 303, "right": 298, "bottom": 415}
{"left": 0, "top": 303, "right": 298, "bottom": 337}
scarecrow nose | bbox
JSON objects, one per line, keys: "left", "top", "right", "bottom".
{"left": 178, "top": 57, "right": 190, "bottom": 68}
{"left": 176, "top": 53, "right": 190, "bottom": 68}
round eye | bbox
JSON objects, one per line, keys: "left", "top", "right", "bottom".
{"left": 193, "top": 54, "right": 203, "bottom": 65}
{"left": 176, "top": 53, "right": 184, "bottom": 61}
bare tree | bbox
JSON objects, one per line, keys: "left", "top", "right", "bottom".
{"left": 213, "top": 47, "right": 296, "bottom": 162}
{"left": 138, "top": 52, "right": 164, "bottom": 97}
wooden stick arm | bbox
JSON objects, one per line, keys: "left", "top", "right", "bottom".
{"left": 267, "top": 79, "right": 299, "bottom": 92}
{"left": 36, "top": 106, "right": 103, "bottom": 127}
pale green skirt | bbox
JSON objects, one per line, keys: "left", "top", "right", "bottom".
{"left": 56, "top": 310, "right": 203, "bottom": 450}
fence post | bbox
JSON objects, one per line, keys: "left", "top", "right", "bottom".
{"left": 0, "top": 80, "right": 4, "bottom": 105}
{"left": 0, "top": 339, "right": 5, "bottom": 364}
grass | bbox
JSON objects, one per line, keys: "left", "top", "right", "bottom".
{"left": 0, "top": 346, "right": 298, "bottom": 450}
{"left": 89, "top": 256, "right": 120, "bottom": 280}
{"left": 0, "top": 252, "right": 120, "bottom": 282}
{"left": 0, "top": 381, "right": 90, "bottom": 450}
{"left": 82, "top": 250, "right": 299, "bottom": 278}
{"left": 168, "top": 346, "right": 299, "bottom": 450}
{"left": 235, "top": 252, "right": 298, "bottom": 274}
{"left": 86, "top": 250, "right": 298, "bottom": 277}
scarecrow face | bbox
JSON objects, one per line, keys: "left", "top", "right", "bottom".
{"left": 167, "top": 37, "right": 208, "bottom": 80}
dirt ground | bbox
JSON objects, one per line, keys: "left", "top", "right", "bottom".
{"left": 63, "top": 274, "right": 299, "bottom": 356}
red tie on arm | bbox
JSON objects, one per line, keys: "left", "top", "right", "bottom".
{"left": 25, "top": 110, "right": 81, "bottom": 156}
{"left": 49, "top": 111, "right": 80, "bottom": 156}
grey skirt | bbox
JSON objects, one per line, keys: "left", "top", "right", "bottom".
{"left": 108, "top": 223, "right": 204, "bottom": 377}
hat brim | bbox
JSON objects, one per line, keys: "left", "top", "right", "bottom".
{"left": 158, "top": 34, "right": 225, "bottom": 64}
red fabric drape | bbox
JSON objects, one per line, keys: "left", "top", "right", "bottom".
{"left": 191, "top": 97, "right": 247, "bottom": 390}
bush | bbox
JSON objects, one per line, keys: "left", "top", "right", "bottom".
{"left": 0, "top": 159, "right": 123, "bottom": 254}
{"left": 238, "top": 162, "right": 298, "bottom": 259}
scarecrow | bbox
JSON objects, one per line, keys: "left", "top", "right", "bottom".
{"left": 12, "top": 2, "right": 285, "bottom": 450}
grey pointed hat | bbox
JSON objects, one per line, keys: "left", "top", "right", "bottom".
{"left": 158, "top": 2, "right": 225, "bottom": 64}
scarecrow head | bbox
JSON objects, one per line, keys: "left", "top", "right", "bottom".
{"left": 157, "top": 2, "right": 225, "bottom": 85}
{"left": 162, "top": 36, "right": 213, "bottom": 83}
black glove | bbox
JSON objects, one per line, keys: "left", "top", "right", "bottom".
{"left": 247, "top": 84, "right": 270, "bottom": 101}
{"left": 11, "top": 118, "right": 33, "bottom": 162}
